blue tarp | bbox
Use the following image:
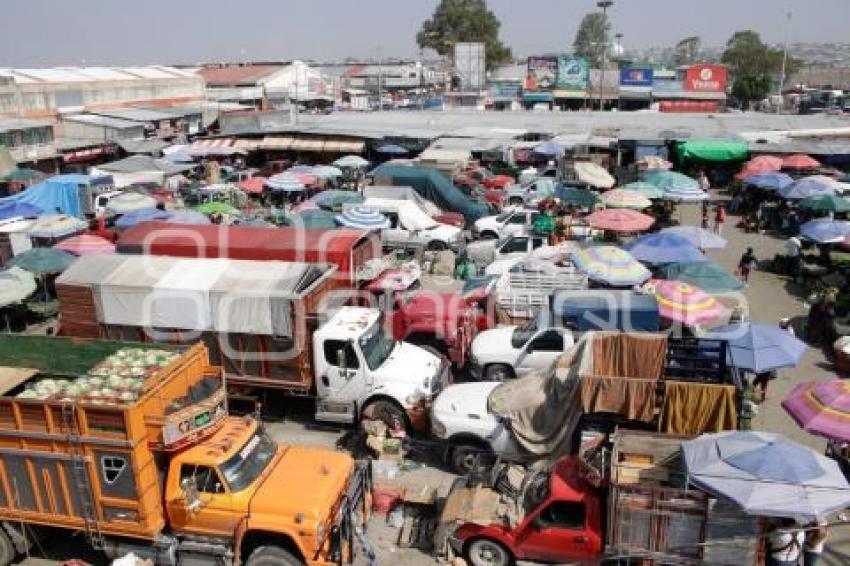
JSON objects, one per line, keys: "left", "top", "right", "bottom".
{"left": 370, "top": 164, "right": 488, "bottom": 222}
{"left": 0, "top": 174, "right": 113, "bottom": 218}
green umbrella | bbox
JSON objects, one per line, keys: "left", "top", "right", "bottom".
{"left": 556, "top": 186, "right": 600, "bottom": 208}
{"left": 798, "top": 194, "right": 850, "bottom": 213}
{"left": 192, "top": 202, "right": 240, "bottom": 216}
{"left": 0, "top": 267, "right": 37, "bottom": 307}
{"left": 8, "top": 248, "right": 76, "bottom": 275}
{"left": 2, "top": 168, "right": 43, "bottom": 183}
{"left": 622, "top": 181, "right": 665, "bottom": 199}
{"left": 296, "top": 209, "right": 338, "bottom": 229}
{"left": 659, "top": 260, "right": 743, "bottom": 293}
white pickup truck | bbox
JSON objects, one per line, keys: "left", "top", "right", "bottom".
{"left": 364, "top": 197, "right": 464, "bottom": 251}
{"left": 472, "top": 207, "right": 540, "bottom": 240}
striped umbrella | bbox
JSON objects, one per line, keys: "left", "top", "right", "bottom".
{"left": 782, "top": 380, "right": 850, "bottom": 442}
{"left": 54, "top": 234, "right": 116, "bottom": 256}
{"left": 571, "top": 246, "right": 650, "bottom": 286}
{"left": 27, "top": 215, "right": 88, "bottom": 238}
{"left": 266, "top": 174, "right": 306, "bottom": 193}
{"left": 600, "top": 188, "right": 652, "bottom": 210}
{"left": 335, "top": 206, "right": 390, "bottom": 231}
{"left": 105, "top": 192, "right": 158, "bottom": 214}
{"left": 622, "top": 181, "right": 665, "bottom": 200}
{"left": 645, "top": 279, "right": 729, "bottom": 327}
{"left": 0, "top": 267, "right": 37, "bottom": 307}
{"left": 585, "top": 209, "right": 655, "bottom": 232}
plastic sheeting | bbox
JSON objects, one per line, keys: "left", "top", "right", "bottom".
{"left": 363, "top": 198, "right": 439, "bottom": 231}
{"left": 363, "top": 185, "right": 443, "bottom": 217}
{"left": 0, "top": 179, "right": 82, "bottom": 217}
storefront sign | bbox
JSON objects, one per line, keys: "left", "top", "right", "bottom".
{"left": 620, "top": 67, "right": 653, "bottom": 87}
{"left": 526, "top": 56, "right": 558, "bottom": 90}
{"left": 556, "top": 56, "right": 589, "bottom": 90}
{"left": 684, "top": 64, "right": 727, "bottom": 93}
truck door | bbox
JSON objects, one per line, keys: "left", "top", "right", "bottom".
{"left": 383, "top": 212, "right": 408, "bottom": 248}
{"left": 167, "top": 463, "right": 237, "bottom": 537}
{"left": 315, "top": 339, "right": 365, "bottom": 403}
{"left": 504, "top": 211, "right": 528, "bottom": 237}
{"left": 515, "top": 329, "right": 565, "bottom": 376}
{"left": 517, "top": 501, "right": 595, "bottom": 563}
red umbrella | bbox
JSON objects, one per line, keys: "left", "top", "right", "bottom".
{"left": 54, "top": 234, "right": 116, "bottom": 256}
{"left": 782, "top": 154, "right": 820, "bottom": 170}
{"left": 237, "top": 177, "right": 267, "bottom": 194}
{"left": 586, "top": 209, "right": 655, "bottom": 232}
{"left": 735, "top": 155, "right": 784, "bottom": 179}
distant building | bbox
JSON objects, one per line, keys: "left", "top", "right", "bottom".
{"left": 0, "top": 117, "right": 59, "bottom": 173}
{"left": 197, "top": 61, "right": 332, "bottom": 110}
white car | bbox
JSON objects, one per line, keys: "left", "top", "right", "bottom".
{"left": 469, "top": 314, "right": 574, "bottom": 380}
{"left": 473, "top": 207, "right": 540, "bottom": 240}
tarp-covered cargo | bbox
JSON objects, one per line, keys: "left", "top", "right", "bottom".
{"left": 550, "top": 290, "right": 660, "bottom": 332}
{"left": 0, "top": 174, "right": 114, "bottom": 217}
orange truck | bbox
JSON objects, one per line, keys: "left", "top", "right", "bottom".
{"left": 0, "top": 335, "right": 370, "bottom": 566}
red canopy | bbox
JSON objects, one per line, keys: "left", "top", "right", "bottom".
{"left": 782, "top": 154, "right": 820, "bottom": 170}
{"left": 237, "top": 176, "right": 267, "bottom": 194}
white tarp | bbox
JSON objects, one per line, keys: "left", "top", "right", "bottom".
{"left": 364, "top": 198, "right": 439, "bottom": 231}
{"left": 363, "top": 185, "right": 443, "bottom": 217}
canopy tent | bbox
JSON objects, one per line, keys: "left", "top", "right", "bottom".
{"left": 675, "top": 140, "right": 749, "bottom": 162}
{"left": 0, "top": 175, "right": 112, "bottom": 218}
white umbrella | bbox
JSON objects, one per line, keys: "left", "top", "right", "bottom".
{"left": 334, "top": 155, "right": 370, "bottom": 169}
{"left": 573, "top": 162, "right": 616, "bottom": 189}
{"left": 0, "top": 267, "right": 37, "bottom": 307}
{"left": 106, "top": 192, "right": 158, "bottom": 213}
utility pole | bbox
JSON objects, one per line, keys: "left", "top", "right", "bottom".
{"left": 777, "top": 9, "right": 792, "bottom": 114}
{"left": 597, "top": 0, "right": 614, "bottom": 111}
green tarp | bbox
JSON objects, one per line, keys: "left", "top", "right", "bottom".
{"left": 675, "top": 140, "right": 749, "bottom": 163}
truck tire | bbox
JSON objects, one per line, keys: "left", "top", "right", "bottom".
{"left": 0, "top": 528, "right": 15, "bottom": 566}
{"left": 484, "top": 364, "right": 513, "bottom": 382}
{"left": 449, "top": 442, "right": 491, "bottom": 475}
{"left": 427, "top": 240, "right": 448, "bottom": 251}
{"left": 362, "top": 399, "right": 408, "bottom": 432}
{"left": 465, "top": 537, "right": 513, "bottom": 566}
{"left": 245, "top": 545, "right": 302, "bottom": 566}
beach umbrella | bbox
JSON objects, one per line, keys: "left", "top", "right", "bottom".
{"left": 105, "top": 192, "right": 157, "bottom": 214}
{"left": 0, "top": 267, "right": 37, "bottom": 307}
{"left": 296, "top": 209, "right": 339, "bottom": 229}
{"left": 8, "top": 248, "right": 76, "bottom": 275}
{"left": 705, "top": 322, "right": 807, "bottom": 373}
{"left": 622, "top": 181, "right": 665, "bottom": 199}
{"left": 742, "top": 172, "right": 794, "bottom": 191}
{"left": 376, "top": 144, "right": 409, "bottom": 155}
{"left": 659, "top": 261, "right": 743, "bottom": 293}
{"left": 646, "top": 279, "right": 729, "bottom": 327}
{"left": 637, "top": 155, "right": 673, "bottom": 170}
{"left": 266, "top": 174, "right": 306, "bottom": 192}
{"left": 1, "top": 168, "right": 43, "bottom": 183}
{"left": 311, "top": 165, "right": 344, "bottom": 179}
{"left": 335, "top": 206, "right": 390, "bottom": 230}
{"left": 585, "top": 209, "right": 655, "bottom": 232}
{"left": 27, "top": 215, "right": 88, "bottom": 239}
{"left": 54, "top": 234, "right": 116, "bottom": 256}
{"left": 783, "top": 380, "right": 850, "bottom": 443}
{"left": 624, "top": 233, "right": 707, "bottom": 265}
{"left": 778, "top": 177, "right": 835, "bottom": 200}
{"left": 115, "top": 208, "right": 170, "bottom": 230}
{"left": 312, "top": 190, "right": 364, "bottom": 210}
{"left": 555, "top": 186, "right": 600, "bottom": 208}
{"left": 782, "top": 154, "right": 820, "bottom": 170}
{"left": 571, "top": 246, "right": 651, "bottom": 287}
{"left": 574, "top": 162, "right": 616, "bottom": 189}
{"left": 193, "top": 202, "right": 240, "bottom": 216}
{"left": 641, "top": 170, "right": 700, "bottom": 192}
{"left": 532, "top": 140, "right": 566, "bottom": 158}
{"left": 662, "top": 186, "right": 709, "bottom": 202}
{"left": 334, "top": 155, "right": 370, "bottom": 169}
{"left": 600, "top": 188, "right": 652, "bottom": 210}
{"left": 162, "top": 210, "right": 211, "bottom": 225}
{"left": 283, "top": 171, "right": 318, "bottom": 186}
{"left": 682, "top": 431, "right": 850, "bottom": 522}
{"left": 799, "top": 218, "right": 850, "bottom": 243}
{"left": 236, "top": 177, "right": 267, "bottom": 195}
{"left": 0, "top": 201, "right": 43, "bottom": 221}
{"left": 736, "top": 155, "right": 784, "bottom": 178}
{"left": 659, "top": 226, "right": 727, "bottom": 249}
{"left": 798, "top": 194, "right": 850, "bottom": 213}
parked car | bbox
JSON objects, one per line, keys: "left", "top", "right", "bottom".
{"left": 472, "top": 207, "right": 540, "bottom": 240}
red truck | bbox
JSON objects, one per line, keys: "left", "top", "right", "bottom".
{"left": 437, "top": 430, "right": 763, "bottom": 566}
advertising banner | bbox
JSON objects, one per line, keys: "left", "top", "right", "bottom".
{"left": 619, "top": 67, "right": 654, "bottom": 87}
{"left": 556, "top": 55, "right": 589, "bottom": 90}
{"left": 526, "top": 56, "right": 558, "bottom": 90}
{"left": 684, "top": 64, "right": 727, "bottom": 93}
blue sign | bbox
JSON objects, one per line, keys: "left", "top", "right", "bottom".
{"left": 620, "top": 67, "right": 654, "bottom": 87}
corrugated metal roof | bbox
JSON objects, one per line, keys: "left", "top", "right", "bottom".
{"left": 0, "top": 117, "right": 53, "bottom": 132}
{"left": 0, "top": 66, "right": 197, "bottom": 85}
{"left": 198, "top": 65, "right": 284, "bottom": 86}
{"left": 63, "top": 113, "right": 144, "bottom": 129}
{"left": 89, "top": 108, "right": 182, "bottom": 122}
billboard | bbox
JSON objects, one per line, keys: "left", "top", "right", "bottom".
{"left": 454, "top": 42, "right": 486, "bottom": 91}
{"left": 620, "top": 67, "right": 654, "bottom": 87}
{"left": 526, "top": 56, "right": 558, "bottom": 90}
{"left": 556, "top": 56, "right": 589, "bottom": 90}
{"left": 684, "top": 64, "right": 727, "bottom": 93}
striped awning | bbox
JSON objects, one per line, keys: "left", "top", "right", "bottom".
{"left": 260, "top": 136, "right": 295, "bottom": 150}
{"left": 233, "top": 139, "right": 262, "bottom": 152}
{"left": 190, "top": 138, "right": 237, "bottom": 156}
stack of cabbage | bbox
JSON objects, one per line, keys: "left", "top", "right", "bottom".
{"left": 17, "top": 348, "right": 178, "bottom": 404}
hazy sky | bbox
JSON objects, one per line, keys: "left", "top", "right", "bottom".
{"left": 1, "top": 0, "right": 847, "bottom": 67}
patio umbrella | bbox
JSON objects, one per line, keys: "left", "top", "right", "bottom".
{"left": 738, "top": 155, "right": 784, "bottom": 177}
{"left": 704, "top": 322, "right": 807, "bottom": 373}
{"left": 193, "top": 202, "right": 240, "bottom": 216}
{"left": 646, "top": 279, "right": 729, "bottom": 327}
{"left": 0, "top": 201, "right": 42, "bottom": 221}
{"left": 8, "top": 248, "right": 76, "bottom": 275}
{"left": 236, "top": 177, "right": 267, "bottom": 195}
{"left": 311, "top": 165, "right": 344, "bottom": 179}
{"left": 312, "top": 190, "right": 364, "bottom": 210}
{"left": 115, "top": 208, "right": 170, "bottom": 229}
{"left": 777, "top": 177, "right": 835, "bottom": 200}
{"left": 682, "top": 431, "right": 850, "bottom": 522}
{"left": 555, "top": 186, "right": 600, "bottom": 208}
{"left": 622, "top": 181, "right": 665, "bottom": 199}
{"left": 624, "top": 233, "right": 706, "bottom": 265}
{"left": 27, "top": 215, "right": 88, "bottom": 239}
{"left": 0, "top": 267, "right": 37, "bottom": 307}
{"left": 376, "top": 144, "right": 409, "bottom": 155}
{"left": 659, "top": 226, "right": 727, "bottom": 249}
{"left": 1, "top": 168, "right": 43, "bottom": 183}
{"left": 585, "top": 209, "right": 655, "bottom": 232}
{"left": 54, "top": 234, "right": 116, "bottom": 256}
{"left": 637, "top": 155, "right": 673, "bottom": 170}
{"left": 266, "top": 174, "right": 306, "bottom": 192}
{"left": 105, "top": 192, "right": 157, "bottom": 214}
{"left": 335, "top": 206, "right": 390, "bottom": 230}
{"left": 571, "top": 246, "right": 650, "bottom": 287}
{"left": 798, "top": 194, "right": 850, "bottom": 213}
{"left": 799, "top": 218, "right": 850, "bottom": 243}
{"left": 162, "top": 210, "right": 211, "bottom": 225}
{"left": 641, "top": 170, "right": 700, "bottom": 192}
{"left": 782, "top": 154, "right": 821, "bottom": 170}
{"left": 296, "top": 209, "right": 338, "bottom": 229}
{"left": 283, "top": 171, "right": 318, "bottom": 186}
{"left": 782, "top": 380, "right": 850, "bottom": 443}
{"left": 334, "top": 155, "right": 370, "bottom": 169}
{"left": 659, "top": 261, "right": 743, "bottom": 293}
{"left": 532, "top": 140, "right": 566, "bottom": 158}
{"left": 600, "top": 188, "right": 652, "bottom": 210}
{"left": 574, "top": 162, "right": 616, "bottom": 189}
{"left": 742, "top": 172, "right": 794, "bottom": 191}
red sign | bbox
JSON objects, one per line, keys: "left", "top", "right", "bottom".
{"left": 684, "top": 64, "right": 727, "bottom": 93}
{"left": 62, "top": 144, "right": 116, "bottom": 164}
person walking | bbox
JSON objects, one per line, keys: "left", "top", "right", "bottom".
{"left": 713, "top": 204, "right": 727, "bottom": 235}
{"left": 739, "top": 247, "right": 757, "bottom": 285}
{"left": 766, "top": 519, "right": 805, "bottom": 566}
{"left": 803, "top": 519, "right": 828, "bottom": 566}
{"left": 698, "top": 170, "right": 711, "bottom": 194}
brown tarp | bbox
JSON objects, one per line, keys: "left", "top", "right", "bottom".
{"left": 579, "top": 376, "right": 658, "bottom": 422}
{"left": 590, "top": 332, "right": 667, "bottom": 380}
{"left": 658, "top": 381, "right": 738, "bottom": 435}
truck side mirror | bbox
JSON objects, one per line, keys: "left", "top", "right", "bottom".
{"left": 180, "top": 477, "right": 202, "bottom": 513}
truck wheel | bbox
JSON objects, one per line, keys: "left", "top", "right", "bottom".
{"left": 362, "top": 399, "right": 408, "bottom": 432}
{"left": 466, "top": 537, "right": 512, "bottom": 566}
{"left": 427, "top": 240, "right": 448, "bottom": 251}
{"left": 484, "top": 364, "right": 513, "bottom": 382}
{"left": 0, "top": 528, "right": 16, "bottom": 566}
{"left": 449, "top": 443, "right": 491, "bottom": 475}
{"left": 245, "top": 545, "right": 302, "bottom": 566}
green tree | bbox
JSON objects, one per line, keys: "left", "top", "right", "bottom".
{"left": 573, "top": 12, "right": 609, "bottom": 68}
{"left": 674, "top": 36, "right": 701, "bottom": 66}
{"left": 721, "top": 30, "right": 800, "bottom": 107}
{"left": 416, "top": 0, "right": 512, "bottom": 71}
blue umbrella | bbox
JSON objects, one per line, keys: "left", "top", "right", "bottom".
{"left": 532, "top": 140, "right": 565, "bottom": 157}
{"left": 162, "top": 210, "right": 211, "bottom": 225}
{"left": 115, "top": 208, "right": 170, "bottom": 229}
{"left": 777, "top": 177, "right": 835, "bottom": 200}
{"left": 743, "top": 172, "right": 794, "bottom": 191}
{"left": 0, "top": 201, "right": 43, "bottom": 221}
{"left": 659, "top": 226, "right": 727, "bottom": 249}
{"left": 335, "top": 206, "right": 390, "bottom": 230}
{"left": 799, "top": 218, "right": 850, "bottom": 243}
{"left": 705, "top": 322, "right": 807, "bottom": 373}
{"left": 623, "top": 233, "right": 707, "bottom": 265}
{"left": 376, "top": 144, "right": 409, "bottom": 155}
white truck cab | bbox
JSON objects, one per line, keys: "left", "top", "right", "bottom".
{"left": 493, "top": 234, "right": 549, "bottom": 261}
{"left": 364, "top": 198, "right": 463, "bottom": 252}
{"left": 473, "top": 207, "right": 540, "bottom": 240}
{"left": 312, "top": 306, "right": 450, "bottom": 428}
{"left": 94, "top": 190, "right": 124, "bottom": 216}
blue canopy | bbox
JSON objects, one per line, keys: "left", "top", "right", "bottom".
{"left": 623, "top": 233, "right": 707, "bottom": 265}
{"left": 743, "top": 172, "right": 794, "bottom": 190}
{"left": 115, "top": 208, "right": 170, "bottom": 229}
{"left": 705, "top": 322, "right": 807, "bottom": 373}
{"left": 777, "top": 177, "right": 835, "bottom": 200}
{"left": 799, "top": 218, "right": 850, "bottom": 243}
{"left": 0, "top": 201, "right": 42, "bottom": 221}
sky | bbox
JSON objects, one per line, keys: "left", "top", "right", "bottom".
{"left": 1, "top": 0, "right": 848, "bottom": 67}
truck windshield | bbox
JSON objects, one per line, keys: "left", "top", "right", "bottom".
{"left": 512, "top": 318, "right": 538, "bottom": 349}
{"left": 220, "top": 431, "right": 277, "bottom": 493}
{"left": 359, "top": 323, "right": 396, "bottom": 370}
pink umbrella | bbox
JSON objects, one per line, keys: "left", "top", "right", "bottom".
{"left": 585, "top": 209, "right": 655, "bottom": 232}
{"left": 735, "top": 155, "right": 784, "bottom": 179}
{"left": 645, "top": 279, "right": 730, "bottom": 327}
{"left": 782, "top": 154, "right": 820, "bottom": 170}
{"left": 54, "top": 234, "right": 116, "bottom": 256}
{"left": 782, "top": 380, "right": 850, "bottom": 442}
{"left": 237, "top": 176, "right": 267, "bottom": 195}
{"left": 285, "top": 172, "right": 318, "bottom": 186}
